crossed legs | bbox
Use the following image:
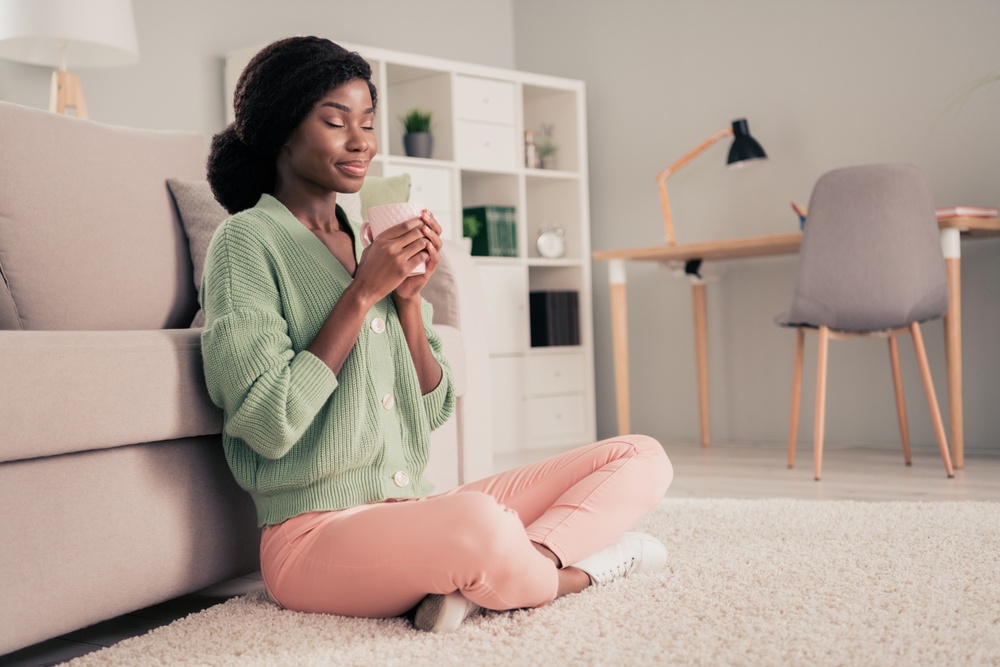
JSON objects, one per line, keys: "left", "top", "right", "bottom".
{"left": 260, "top": 435, "right": 673, "bottom": 617}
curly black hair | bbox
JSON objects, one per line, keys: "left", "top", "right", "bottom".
{"left": 207, "top": 36, "right": 377, "bottom": 214}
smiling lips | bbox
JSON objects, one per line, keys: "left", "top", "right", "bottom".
{"left": 338, "top": 160, "right": 368, "bottom": 177}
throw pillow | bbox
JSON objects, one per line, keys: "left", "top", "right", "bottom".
{"left": 359, "top": 173, "right": 411, "bottom": 221}
{"left": 166, "top": 178, "right": 228, "bottom": 327}
{"left": 167, "top": 175, "right": 412, "bottom": 327}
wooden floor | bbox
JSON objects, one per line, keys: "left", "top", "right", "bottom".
{"left": 644, "top": 439, "right": 1000, "bottom": 502}
{"left": 6, "top": 441, "right": 999, "bottom": 666}
{"left": 499, "top": 439, "right": 1000, "bottom": 503}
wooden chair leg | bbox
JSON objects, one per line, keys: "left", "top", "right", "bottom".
{"left": 888, "top": 336, "right": 912, "bottom": 466}
{"left": 788, "top": 328, "right": 805, "bottom": 469}
{"left": 814, "top": 326, "right": 830, "bottom": 481}
{"left": 910, "top": 322, "right": 954, "bottom": 478}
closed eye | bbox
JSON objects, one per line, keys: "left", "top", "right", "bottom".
{"left": 324, "top": 122, "right": 375, "bottom": 131}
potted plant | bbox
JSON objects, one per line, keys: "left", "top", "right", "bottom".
{"left": 400, "top": 108, "right": 433, "bottom": 158}
{"left": 461, "top": 214, "right": 482, "bottom": 254}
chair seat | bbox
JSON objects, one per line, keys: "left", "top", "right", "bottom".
{"left": 779, "top": 319, "right": 915, "bottom": 339}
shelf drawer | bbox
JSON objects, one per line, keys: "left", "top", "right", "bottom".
{"left": 528, "top": 353, "right": 585, "bottom": 395}
{"left": 454, "top": 76, "right": 516, "bottom": 125}
{"left": 455, "top": 121, "right": 518, "bottom": 171}
{"left": 527, "top": 394, "right": 587, "bottom": 441}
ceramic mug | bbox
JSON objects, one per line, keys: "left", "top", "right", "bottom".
{"left": 361, "top": 202, "right": 428, "bottom": 275}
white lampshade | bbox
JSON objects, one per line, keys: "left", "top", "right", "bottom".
{"left": 0, "top": 0, "right": 139, "bottom": 69}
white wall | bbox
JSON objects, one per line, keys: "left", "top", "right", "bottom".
{"left": 513, "top": 0, "right": 1000, "bottom": 450}
{"left": 0, "top": 0, "right": 517, "bottom": 136}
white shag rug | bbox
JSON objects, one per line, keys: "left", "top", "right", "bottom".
{"left": 67, "top": 498, "right": 1000, "bottom": 667}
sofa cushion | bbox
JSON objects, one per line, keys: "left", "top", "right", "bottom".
{"left": 0, "top": 440, "right": 260, "bottom": 653}
{"left": 0, "top": 323, "right": 464, "bottom": 466}
{"left": 0, "top": 101, "right": 206, "bottom": 330}
{"left": 167, "top": 174, "right": 411, "bottom": 327}
{"left": 0, "top": 329, "right": 222, "bottom": 463}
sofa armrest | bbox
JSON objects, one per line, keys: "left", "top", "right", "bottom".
{"left": 423, "top": 240, "right": 493, "bottom": 483}
{"left": 0, "top": 329, "right": 222, "bottom": 463}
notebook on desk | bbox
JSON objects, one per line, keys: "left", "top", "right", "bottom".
{"left": 936, "top": 206, "right": 999, "bottom": 219}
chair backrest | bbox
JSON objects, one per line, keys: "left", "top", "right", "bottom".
{"left": 784, "top": 164, "right": 948, "bottom": 332}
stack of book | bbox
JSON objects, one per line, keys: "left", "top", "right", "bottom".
{"left": 935, "top": 206, "right": 998, "bottom": 219}
{"left": 529, "top": 290, "right": 580, "bottom": 347}
{"left": 464, "top": 206, "right": 517, "bottom": 257}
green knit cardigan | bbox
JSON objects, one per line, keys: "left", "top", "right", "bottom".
{"left": 200, "top": 194, "right": 455, "bottom": 526}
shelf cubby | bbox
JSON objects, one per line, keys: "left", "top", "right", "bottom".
{"left": 383, "top": 64, "right": 453, "bottom": 162}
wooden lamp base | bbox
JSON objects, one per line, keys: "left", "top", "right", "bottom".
{"left": 50, "top": 70, "right": 89, "bottom": 119}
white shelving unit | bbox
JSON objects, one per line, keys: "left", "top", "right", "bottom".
{"left": 224, "top": 40, "right": 596, "bottom": 456}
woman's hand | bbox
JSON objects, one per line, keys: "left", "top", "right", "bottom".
{"left": 353, "top": 214, "right": 432, "bottom": 304}
{"left": 394, "top": 209, "right": 443, "bottom": 302}
{"left": 390, "top": 210, "right": 445, "bottom": 394}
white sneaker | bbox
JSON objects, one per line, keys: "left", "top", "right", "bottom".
{"left": 570, "top": 532, "right": 668, "bottom": 585}
{"left": 412, "top": 591, "right": 482, "bottom": 632}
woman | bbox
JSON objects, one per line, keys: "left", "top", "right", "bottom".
{"left": 201, "top": 36, "right": 673, "bottom": 633}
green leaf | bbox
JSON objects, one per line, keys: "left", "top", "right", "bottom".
{"left": 399, "top": 108, "right": 432, "bottom": 133}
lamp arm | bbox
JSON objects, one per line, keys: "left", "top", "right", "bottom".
{"left": 655, "top": 127, "right": 733, "bottom": 246}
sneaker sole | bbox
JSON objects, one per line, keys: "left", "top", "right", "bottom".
{"left": 413, "top": 592, "right": 475, "bottom": 632}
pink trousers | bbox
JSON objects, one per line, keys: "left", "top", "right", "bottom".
{"left": 259, "top": 435, "right": 672, "bottom": 618}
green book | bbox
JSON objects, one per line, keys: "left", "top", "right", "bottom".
{"left": 464, "top": 206, "right": 517, "bottom": 257}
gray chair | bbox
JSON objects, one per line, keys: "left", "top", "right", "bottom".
{"left": 780, "top": 164, "right": 954, "bottom": 480}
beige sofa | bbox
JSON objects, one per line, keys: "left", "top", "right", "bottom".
{"left": 0, "top": 100, "right": 492, "bottom": 655}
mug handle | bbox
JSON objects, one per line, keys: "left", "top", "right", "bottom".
{"left": 360, "top": 221, "right": 374, "bottom": 247}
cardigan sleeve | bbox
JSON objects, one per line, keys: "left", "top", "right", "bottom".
{"left": 419, "top": 298, "right": 456, "bottom": 431}
{"left": 200, "top": 219, "right": 339, "bottom": 460}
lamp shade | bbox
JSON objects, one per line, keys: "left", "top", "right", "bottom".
{"left": 727, "top": 118, "right": 767, "bottom": 167}
{"left": 0, "top": 0, "right": 138, "bottom": 68}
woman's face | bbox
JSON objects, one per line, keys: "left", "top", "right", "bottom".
{"left": 279, "top": 78, "right": 378, "bottom": 195}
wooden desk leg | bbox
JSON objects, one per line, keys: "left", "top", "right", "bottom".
{"left": 691, "top": 279, "right": 710, "bottom": 447}
{"left": 941, "top": 228, "right": 963, "bottom": 469}
{"left": 608, "top": 260, "right": 631, "bottom": 435}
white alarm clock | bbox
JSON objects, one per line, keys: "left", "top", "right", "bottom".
{"left": 535, "top": 227, "right": 566, "bottom": 259}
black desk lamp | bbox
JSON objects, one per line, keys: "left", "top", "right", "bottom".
{"left": 655, "top": 118, "right": 767, "bottom": 245}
